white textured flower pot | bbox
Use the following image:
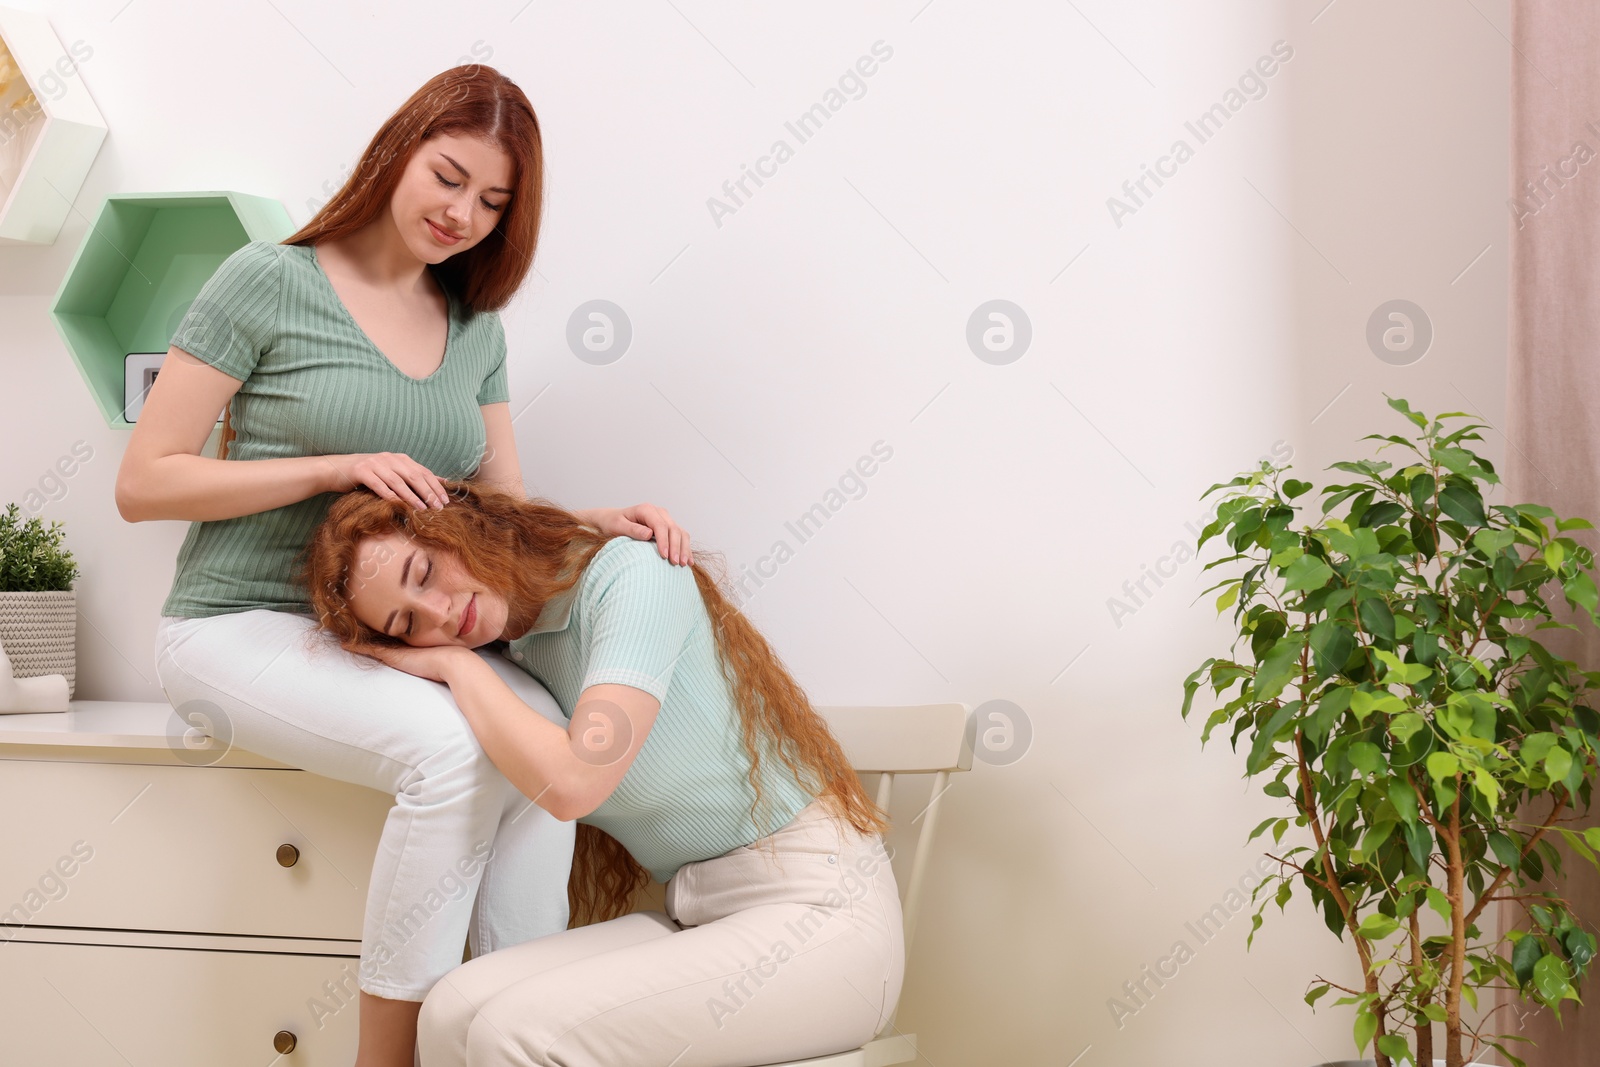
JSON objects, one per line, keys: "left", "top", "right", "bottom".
{"left": 0, "top": 589, "right": 75, "bottom": 698}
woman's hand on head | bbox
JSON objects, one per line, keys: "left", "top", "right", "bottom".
{"left": 366, "top": 641, "right": 473, "bottom": 684}
{"left": 325, "top": 452, "right": 449, "bottom": 512}
{"left": 578, "top": 504, "right": 691, "bottom": 566}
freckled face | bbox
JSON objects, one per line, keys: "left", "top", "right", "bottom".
{"left": 346, "top": 532, "right": 509, "bottom": 648}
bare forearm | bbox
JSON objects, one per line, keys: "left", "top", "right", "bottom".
{"left": 469, "top": 472, "right": 527, "bottom": 499}
{"left": 443, "top": 652, "right": 578, "bottom": 817}
{"left": 117, "top": 452, "right": 339, "bottom": 523}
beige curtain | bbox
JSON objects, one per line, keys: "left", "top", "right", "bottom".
{"left": 1502, "top": 3, "right": 1600, "bottom": 1063}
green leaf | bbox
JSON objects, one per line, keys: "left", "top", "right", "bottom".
{"left": 1374, "top": 649, "right": 1432, "bottom": 686}
{"left": 1215, "top": 583, "right": 1240, "bottom": 613}
{"left": 1358, "top": 912, "right": 1401, "bottom": 939}
{"left": 1410, "top": 471, "right": 1436, "bottom": 512}
{"left": 1309, "top": 620, "right": 1354, "bottom": 680}
{"left": 1522, "top": 732, "right": 1559, "bottom": 765}
{"left": 1426, "top": 886, "right": 1452, "bottom": 922}
{"left": 1376, "top": 1034, "right": 1413, "bottom": 1063}
{"left": 1532, "top": 953, "right": 1578, "bottom": 1005}
{"left": 1474, "top": 529, "right": 1516, "bottom": 555}
{"left": 1252, "top": 634, "right": 1305, "bottom": 703}
{"left": 1386, "top": 395, "right": 1428, "bottom": 428}
{"left": 1388, "top": 776, "right": 1420, "bottom": 824}
{"left": 1359, "top": 597, "right": 1396, "bottom": 644}
{"left": 1349, "top": 741, "right": 1385, "bottom": 775}
{"left": 1545, "top": 746, "right": 1573, "bottom": 782}
{"left": 1427, "top": 751, "right": 1460, "bottom": 782}
{"left": 1354, "top": 1007, "right": 1378, "bottom": 1054}
{"left": 1403, "top": 819, "right": 1433, "bottom": 868}
{"left": 1351, "top": 688, "right": 1405, "bottom": 723}
{"left": 1473, "top": 767, "right": 1502, "bottom": 810}
{"left": 1439, "top": 484, "right": 1488, "bottom": 526}
{"left": 1489, "top": 831, "right": 1522, "bottom": 873}
{"left": 1283, "top": 478, "right": 1313, "bottom": 499}
{"left": 1247, "top": 700, "right": 1301, "bottom": 775}
{"left": 1513, "top": 934, "right": 1543, "bottom": 985}
{"left": 1564, "top": 571, "right": 1599, "bottom": 615}
{"left": 1282, "top": 554, "right": 1335, "bottom": 594}
{"left": 1389, "top": 712, "right": 1426, "bottom": 745}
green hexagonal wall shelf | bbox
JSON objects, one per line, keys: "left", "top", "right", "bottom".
{"left": 0, "top": 6, "right": 108, "bottom": 245}
{"left": 50, "top": 191, "right": 295, "bottom": 428}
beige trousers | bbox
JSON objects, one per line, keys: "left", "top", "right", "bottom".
{"left": 416, "top": 797, "right": 904, "bottom": 1066}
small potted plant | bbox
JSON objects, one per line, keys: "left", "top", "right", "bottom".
{"left": 0, "top": 502, "right": 79, "bottom": 698}
{"left": 1182, "top": 398, "right": 1600, "bottom": 1067}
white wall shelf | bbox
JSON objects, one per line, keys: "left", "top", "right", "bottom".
{"left": 0, "top": 6, "right": 106, "bottom": 246}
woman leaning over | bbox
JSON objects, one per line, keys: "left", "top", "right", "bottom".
{"left": 303, "top": 481, "right": 906, "bottom": 1066}
{"left": 115, "top": 65, "right": 689, "bottom": 1067}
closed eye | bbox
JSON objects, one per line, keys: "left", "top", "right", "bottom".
{"left": 406, "top": 558, "right": 434, "bottom": 638}
{"left": 435, "top": 172, "right": 507, "bottom": 213}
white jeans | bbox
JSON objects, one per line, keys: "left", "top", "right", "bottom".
{"left": 153, "top": 609, "right": 576, "bottom": 1001}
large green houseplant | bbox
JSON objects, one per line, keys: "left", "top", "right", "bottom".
{"left": 1182, "top": 399, "right": 1600, "bottom": 1067}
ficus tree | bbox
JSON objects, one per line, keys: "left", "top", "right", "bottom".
{"left": 1181, "top": 398, "right": 1600, "bottom": 1067}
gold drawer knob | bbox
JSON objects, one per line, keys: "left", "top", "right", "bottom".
{"left": 276, "top": 843, "right": 300, "bottom": 868}
{"left": 274, "top": 1030, "right": 297, "bottom": 1054}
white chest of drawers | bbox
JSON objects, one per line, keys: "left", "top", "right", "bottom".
{"left": 0, "top": 700, "right": 392, "bottom": 1065}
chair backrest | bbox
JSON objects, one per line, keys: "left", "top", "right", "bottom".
{"left": 813, "top": 703, "right": 972, "bottom": 992}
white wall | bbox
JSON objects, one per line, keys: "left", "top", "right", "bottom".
{"left": 0, "top": 1, "right": 1510, "bottom": 1063}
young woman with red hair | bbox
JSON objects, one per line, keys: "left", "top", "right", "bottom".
{"left": 118, "top": 65, "right": 690, "bottom": 1067}
{"left": 299, "top": 481, "right": 905, "bottom": 1066}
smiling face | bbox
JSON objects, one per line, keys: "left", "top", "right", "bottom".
{"left": 346, "top": 531, "right": 511, "bottom": 648}
{"left": 390, "top": 131, "right": 514, "bottom": 264}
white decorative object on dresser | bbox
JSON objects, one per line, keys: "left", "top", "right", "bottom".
{"left": 0, "top": 700, "right": 390, "bottom": 1065}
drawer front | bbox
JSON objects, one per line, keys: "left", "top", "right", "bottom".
{"left": 0, "top": 758, "right": 390, "bottom": 940}
{"left": 0, "top": 939, "right": 358, "bottom": 1066}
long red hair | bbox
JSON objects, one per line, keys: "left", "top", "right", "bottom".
{"left": 217, "top": 64, "right": 543, "bottom": 460}
{"left": 295, "top": 481, "right": 890, "bottom": 927}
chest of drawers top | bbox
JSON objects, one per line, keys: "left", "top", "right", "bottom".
{"left": 0, "top": 700, "right": 289, "bottom": 768}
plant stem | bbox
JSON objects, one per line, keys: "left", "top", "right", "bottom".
{"left": 1445, "top": 779, "right": 1466, "bottom": 1067}
{"left": 1463, "top": 794, "right": 1568, "bottom": 929}
{"left": 1294, "top": 732, "right": 1388, "bottom": 1065}
{"left": 1411, "top": 909, "right": 1435, "bottom": 1064}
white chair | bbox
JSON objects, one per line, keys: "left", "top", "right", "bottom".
{"left": 758, "top": 702, "right": 975, "bottom": 1067}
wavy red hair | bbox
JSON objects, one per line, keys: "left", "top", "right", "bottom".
{"left": 295, "top": 481, "right": 890, "bottom": 927}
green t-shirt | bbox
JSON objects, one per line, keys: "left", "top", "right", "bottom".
{"left": 506, "top": 536, "right": 820, "bottom": 882}
{"left": 159, "top": 240, "right": 510, "bottom": 619}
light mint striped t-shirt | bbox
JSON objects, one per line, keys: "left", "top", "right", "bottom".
{"left": 506, "top": 536, "right": 820, "bottom": 882}
{"left": 159, "top": 240, "right": 510, "bottom": 619}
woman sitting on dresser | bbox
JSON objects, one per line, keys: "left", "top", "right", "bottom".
{"left": 297, "top": 480, "right": 905, "bottom": 1067}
